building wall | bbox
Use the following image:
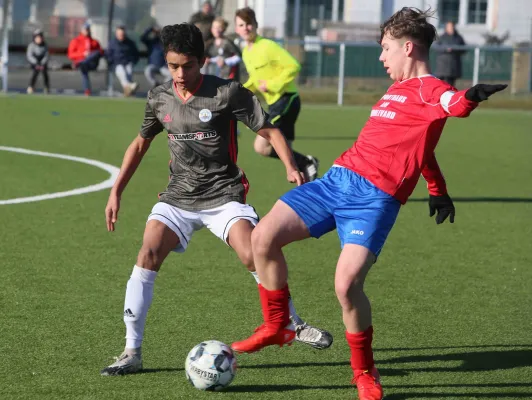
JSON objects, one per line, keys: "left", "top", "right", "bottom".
{"left": 153, "top": 0, "right": 195, "bottom": 27}
{"left": 341, "top": 0, "right": 532, "bottom": 45}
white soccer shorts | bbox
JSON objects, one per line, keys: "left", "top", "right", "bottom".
{"left": 147, "top": 201, "right": 259, "bottom": 252}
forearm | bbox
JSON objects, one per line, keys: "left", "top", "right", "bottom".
{"left": 440, "top": 89, "right": 478, "bottom": 118}
{"left": 225, "top": 55, "right": 241, "bottom": 66}
{"left": 422, "top": 153, "right": 447, "bottom": 196}
{"left": 264, "top": 128, "right": 298, "bottom": 172}
{"left": 243, "top": 78, "right": 257, "bottom": 92}
{"left": 111, "top": 136, "right": 151, "bottom": 197}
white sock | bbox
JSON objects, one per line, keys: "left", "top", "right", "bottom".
{"left": 124, "top": 265, "right": 157, "bottom": 349}
{"left": 249, "top": 270, "right": 304, "bottom": 325}
{"left": 249, "top": 271, "right": 261, "bottom": 284}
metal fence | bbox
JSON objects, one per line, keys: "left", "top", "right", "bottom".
{"left": 1, "top": 0, "right": 531, "bottom": 102}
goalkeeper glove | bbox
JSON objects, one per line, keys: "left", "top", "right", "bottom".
{"left": 429, "top": 194, "right": 455, "bottom": 224}
{"left": 465, "top": 84, "right": 507, "bottom": 102}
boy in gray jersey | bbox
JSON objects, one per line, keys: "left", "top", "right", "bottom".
{"left": 101, "top": 23, "right": 332, "bottom": 376}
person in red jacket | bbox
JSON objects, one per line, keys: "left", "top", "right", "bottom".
{"left": 231, "top": 7, "right": 507, "bottom": 400}
{"left": 68, "top": 23, "right": 103, "bottom": 96}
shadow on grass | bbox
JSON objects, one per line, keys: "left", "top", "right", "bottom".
{"left": 139, "top": 367, "right": 183, "bottom": 374}
{"left": 380, "top": 349, "right": 532, "bottom": 372}
{"left": 384, "top": 392, "right": 532, "bottom": 399}
{"left": 225, "top": 384, "right": 352, "bottom": 393}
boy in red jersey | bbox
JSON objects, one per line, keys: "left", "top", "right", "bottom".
{"left": 232, "top": 8, "right": 506, "bottom": 400}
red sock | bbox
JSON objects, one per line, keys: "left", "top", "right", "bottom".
{"left": 258, "top": 284, "right": 290, "bottom": 331}
{"left": 346, "top": 326, "right": 374, "bottom": 372}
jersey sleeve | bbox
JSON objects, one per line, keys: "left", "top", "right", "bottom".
{"left": 263, "top": 40, "right": 301, "bottom": 95}
{"left": 228, "top": 81, "right": 268, "bottom": 132}
{"left": 423, "top": 79, "right": 478, "bottom": 119}
{"left": 139, "top": 93, "right": 164, "bottom": 139}
{"left": 439, "top": 89, "right": 478, "bottom": 118}
{"left": 421, "top": 152, "right": 447, "bottom": 196}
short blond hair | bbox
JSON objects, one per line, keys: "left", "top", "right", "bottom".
{"left": 213, "top": 17, "right": 228, "bottom": 31}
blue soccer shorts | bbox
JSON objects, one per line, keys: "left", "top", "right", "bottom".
{"left": 280, "top": 166, "right": 401, "bottom": 256}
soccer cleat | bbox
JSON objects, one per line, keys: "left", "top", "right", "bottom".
{"left": 294, "top": 321, "right": 333, "bottom": 350}
{"left": 304, "top": 155, "right": 320, "bottom": 182}
{"left": 84, "top": 89, "right": 91, "bottom": 96}
{"left": 100, "top": 350, "right": 143, "bottom": 376}
{"left": 232, "top": 322, "right": 296, "bottom": 353}
{"left": 26, "top": 87, "right": 34, "bottom": 94}
{"left": 352, "top": 367, "right": 383, "bottom": 400}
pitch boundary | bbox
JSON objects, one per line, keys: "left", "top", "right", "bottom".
{"left": 0, "top": 146, "right": 119, "bottom": 205}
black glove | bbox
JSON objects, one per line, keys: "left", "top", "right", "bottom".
{"left": 465, "top": 84, "right": 507, "bottom": 102}
{"left": 429, "top": 194, "right": 455, "bottom": 224}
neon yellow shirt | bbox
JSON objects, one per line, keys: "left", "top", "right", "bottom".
{"left": 242, "top": 36, "right": 301, "bottom": 105}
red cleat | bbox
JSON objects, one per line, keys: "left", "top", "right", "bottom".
{"left": 231, "top": 324, "right": 296, "bottom": 353}
{"left": 352, "top": 367, "right": 383, "bottom": 400}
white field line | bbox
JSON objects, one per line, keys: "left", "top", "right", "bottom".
{"left": 0, "top": 146, "right": 119, "bottom": 205}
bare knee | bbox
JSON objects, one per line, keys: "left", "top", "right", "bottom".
{"left": 254, "top": 140, "right": 273, "bottom": 157}
{"left": 238, "top": 246, "right": 255, "bottom": 272}
{"left": 335, "top": 278, "right": 365, "bottom": 310}
{"left": 251, "top": 224, "right": 276, "bottom": 258}
{"left": 137, "top": 245, "right": 165, "bottom": 271}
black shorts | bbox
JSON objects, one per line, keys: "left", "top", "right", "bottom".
{"left": 267, "top": 93, "right": 300, "bottom": 141}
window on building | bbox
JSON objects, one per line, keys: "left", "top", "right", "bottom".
{"left": 467, "top": 0, "right": 487, "bottom": 24}
{"left": 438, "top": 0, "right": 460, "bottom": 24}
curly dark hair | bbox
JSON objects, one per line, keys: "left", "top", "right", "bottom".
{"left": 160, "top": 23, "right": 204, "bottom": 60}
{"left": 380, "top": 7, "right": 437, "bottom": 54}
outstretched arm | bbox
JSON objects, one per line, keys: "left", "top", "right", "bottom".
{"left": 105, "top": 134, "right": 153, "bottom": 231}
{"left": 257, "top": 123, "right": 304, "bottom": 186}
{"left": 440, "top": 84, "right": 507, "bottom": 118}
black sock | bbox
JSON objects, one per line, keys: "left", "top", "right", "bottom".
{"left": 268, "top": 148, "right": 309, "bottom": 171}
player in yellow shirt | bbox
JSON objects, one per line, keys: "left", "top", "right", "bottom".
{"left": 235, "top": 7, "right": 319, "bottom": 181}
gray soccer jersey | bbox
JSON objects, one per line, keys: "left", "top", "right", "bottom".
{"left": 140, "top": 75, "right": 267, "bottom": 211}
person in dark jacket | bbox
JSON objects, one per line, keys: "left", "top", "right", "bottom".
{"left": 26, "top": 29, "right": 50, "bottom": 94}
{"left": 435, "top": 21, "right": 466, "bottom": 87}
{"left": 107, "top": 26, "right": 140, "bottom": 96}
{"left": 189, "top": 1, "right": 215, "bottom": 42}
{"left": 140, "top": 26, "right": 171, "bottom": 88}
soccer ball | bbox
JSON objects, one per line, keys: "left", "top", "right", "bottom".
{"left": 185, "top": 340, "right": 237, "bottom": 391}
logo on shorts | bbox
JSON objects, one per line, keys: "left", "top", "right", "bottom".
{"left": 199, "top": 109, "right": 212, "bottom": 122}
{"left": 350, "top": 229, "right": 365, "bottom": 235}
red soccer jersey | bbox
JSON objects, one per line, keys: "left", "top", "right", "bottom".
{"left": 335, "top": 75, "right": 478, "bottom": 204}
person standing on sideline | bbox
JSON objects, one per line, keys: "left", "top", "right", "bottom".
{"left": 435, "top": 21, "right": 466, "bottom": 87}
{"left": 189, "top": 1, "right": 215, "bottom": 43}
{"left": 26, "top": 29, "right": 50, "bottom": 94}
{"left": 232, "top": 8, "right": 506, "bottom": 400}
{"left": 67, "top": 23, "right": 104, "bottom": 96}
{"left": 204, "top": 17, "right": 241, "bottom": 80}
{"left": 141, "top": 26, "right": 171, "bottom": 88}
{"left": 234, "top": 7, "right": 320, "bottom": 182}
{"left": 107, "top": 26, "right": 140, "bottom": 97}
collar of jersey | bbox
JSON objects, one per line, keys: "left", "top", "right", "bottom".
{"left": 173, "top": 75, "right": 204, "bottom": 104}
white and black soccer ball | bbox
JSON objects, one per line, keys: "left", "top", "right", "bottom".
{"left": 185, "top": 340, "right": 237, "bottom": 391}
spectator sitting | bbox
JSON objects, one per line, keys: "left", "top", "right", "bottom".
{"left": 189, "top": 1, "right": 215, "bottom": 43}
{"left": 107, "top": 26, "right": 140, "bottom": 97}
{"left": 67, "top": 22, "right": 103, "bottom": 96}
{"left": 140, "top": 26, "right": 171, "bottom": 88}
{"left": 204, "top": 17, "right": 241, "bottom": 80}
{"left": 26, "top": 29, "right": 50, "bottom": 94}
